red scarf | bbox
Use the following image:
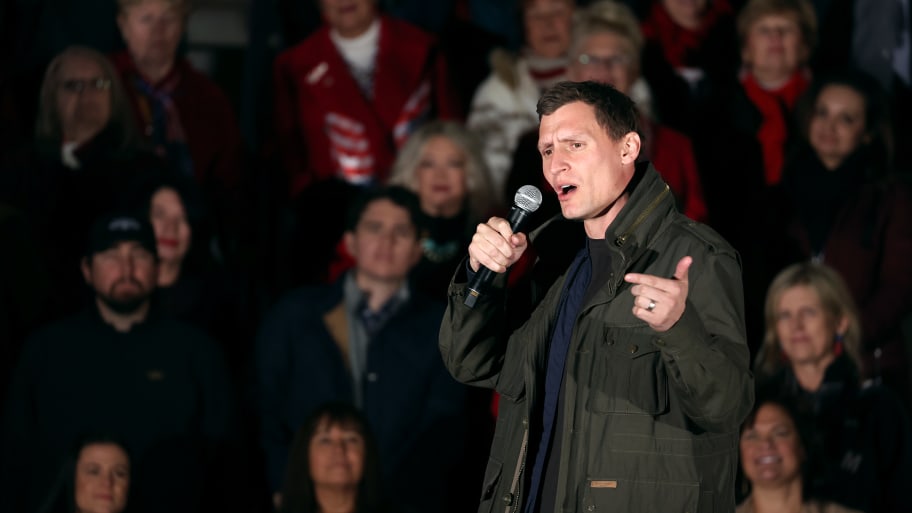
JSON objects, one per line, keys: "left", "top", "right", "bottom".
{"left": 641, "top": 0, "right": 732, "bottom": 69}
{"left": 741, "top": 70, "right": 810, "bottom": 185}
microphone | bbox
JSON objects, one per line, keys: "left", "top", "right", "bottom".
{"left": 464, "top": 185, "right": 542, "bottom": 308}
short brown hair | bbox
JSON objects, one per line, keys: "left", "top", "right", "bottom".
{"left": 736, "top": 0, "right": 817, "bottom": 52}
{"left": 537, "top": 80, "right": 640, "bottom": 141}
{"left": 116, "top": 0, "right": 191, "bottom": 16}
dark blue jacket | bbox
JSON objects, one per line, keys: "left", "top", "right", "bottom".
{"left": 255, "top": 276, "right": 466, "bottom": 512}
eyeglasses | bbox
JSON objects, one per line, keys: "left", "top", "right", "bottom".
{"left": 576, "top": 53, "right": 631, "bottom": 70}
{"left": 59, "top": 78, "right": 112, "bottom": 94}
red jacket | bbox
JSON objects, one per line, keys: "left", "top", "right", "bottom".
{"left": 273, "top": 16, "right": 460, "bottom": 198}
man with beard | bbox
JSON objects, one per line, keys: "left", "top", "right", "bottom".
{"left": 0, "top": 212, "right": 237, "bottom": 513}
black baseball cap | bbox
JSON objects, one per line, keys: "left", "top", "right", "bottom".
{"left": 85, "top": 212, "right": 158, "bottom": 258}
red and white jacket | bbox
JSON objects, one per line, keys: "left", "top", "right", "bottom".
{"left": 273, "top": 16, "right": 461, "bottom": 198}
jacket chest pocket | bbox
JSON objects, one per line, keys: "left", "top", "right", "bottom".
{"left": 586, "top": 329, "right": 669, "bottom": 416}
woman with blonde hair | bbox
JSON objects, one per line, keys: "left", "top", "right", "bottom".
{"left": 760, "top": 69, "right": 912, "bottom": 404}
{"left": 388, "top": 120, "right": 496, "bottom": 221}
{"left": 387, "top": 120, "right": 497, "bottom": 299}
{"left": 324, "top": 121, "right": 497, "bottom": 300}
{"left": 754, "top": 262, "right": 912, "bottom": 513}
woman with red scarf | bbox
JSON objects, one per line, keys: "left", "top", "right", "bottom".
{"left": 691, "top": 0, "right": 818, "bottom": 347}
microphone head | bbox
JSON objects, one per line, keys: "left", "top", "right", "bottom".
{"left": 514, "top": 185, "right": 543, "bottom": 213}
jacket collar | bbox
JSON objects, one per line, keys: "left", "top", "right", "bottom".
{"left": 527, "top": 162, "right": 676, "bottom": 300}
{"left": 530, "top": 161, "right": 673, "bottom": 244}
{"left": 600, "top": 160, "right": 675, "bottom": 265}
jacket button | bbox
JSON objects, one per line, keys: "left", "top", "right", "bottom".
{"left": 502, "top": 493, "right": 514, "bottom": 506}
{"left": 655, "top": 338, "right": 665, "bottom": 346}
{"left": 587, "top": 505, "right": 596, "bottom": 511}
{"left": 628, "top": 344, "right": 638, "bottom": 354}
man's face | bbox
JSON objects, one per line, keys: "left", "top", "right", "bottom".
{"left": 344, "top": 199, "right": 422, "bottom": 284}
{"left": 82, "top": 241, "right": 157, "bottom": 314}
{"left": 538, "top": 101, "right": 637, "bottom": 238}
{"left": 523, "top": 0, "right": 574, "bottom": 59}
{"left": 117, "top": 0, "right": 184, "bottom": 72}
{"left": 320, "top": 0, "right": 377, "bottom": 38}
{"left": 55, "top": 55, "right": 112, "bottom": 145}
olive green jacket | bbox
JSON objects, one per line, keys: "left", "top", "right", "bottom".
{"left": 439, "top": 163, "right": 754, "bottom": 513}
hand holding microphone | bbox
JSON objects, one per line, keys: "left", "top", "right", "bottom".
{"left": 465, "top": 185, "right": 542, "bottom": 308}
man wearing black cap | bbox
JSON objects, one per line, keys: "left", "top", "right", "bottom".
{"left": 80, "top": 211, "right": 160, "bottom": 332}
{"left": 0, "top": 212, "right": 238, "bottom": 513}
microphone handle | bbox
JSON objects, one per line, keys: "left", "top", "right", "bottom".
{"left": 463, "top": 205, "right": 532, "bottom": 308}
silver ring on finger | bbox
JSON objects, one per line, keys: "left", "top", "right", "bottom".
{"left": 646, "top": 299, "right": 656, "bottom": 312}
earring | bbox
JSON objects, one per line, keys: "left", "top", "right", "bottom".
{"left": 833, "top": 333, "right": 845, "bottom": 357}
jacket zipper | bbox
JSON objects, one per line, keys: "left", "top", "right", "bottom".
{"left": 506, "top": 425, "right": 529, "bottom": 513}
{"left": 614, "top": 184, "right": 670, "bottom": 248}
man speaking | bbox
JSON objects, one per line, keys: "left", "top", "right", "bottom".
{"left": 439, "top": 81, "right": 753, "bottom": 513}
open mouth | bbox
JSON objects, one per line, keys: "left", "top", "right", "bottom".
{"left": 755, "top": 455, "right": 781, "bottom": 465}
{"left": 559, "top": 184, "right": 577, "bottom": 196}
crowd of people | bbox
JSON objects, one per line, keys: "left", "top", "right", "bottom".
{"left": 1, "top": 0, "right": 911, "bottom": 512}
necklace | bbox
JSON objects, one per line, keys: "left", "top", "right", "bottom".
{"left": 422, "top": 237, "right": 460, "bottom": 263}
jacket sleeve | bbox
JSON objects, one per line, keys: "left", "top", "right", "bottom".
{"left": 859, "top": 183, "right": 912, "bottom": 347}
{"left": 190, "top": 329, "right": 245, "bottom": 510}
{"left": 254, "top": 304, "right": 293, "bottom": 492}
{"left": 439, "top": 261, "right": 562, "bottom": 389}
{"left": 271, "top": 54, "right": 310, "bottom": 197}
{"left": 0, "top": 334, "right": 42, "bottom": 513}
{"left": 653, "top": 249, "right": 754, "bottom": 432}
{"left": 192, "top": 331, "right": 238, "bottom": 443}
{"left": 389, "top": 341, "right": 468, "bottom": 506}
{"left": 869, "top": 387, "right": 912, "bottom": 513}
{"left": 439, "top": 265, "right": 510, "bottom": 388}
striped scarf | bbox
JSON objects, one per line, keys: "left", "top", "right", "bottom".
{"left": 131, "top": 65, "right": 194, "bottom": 177}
